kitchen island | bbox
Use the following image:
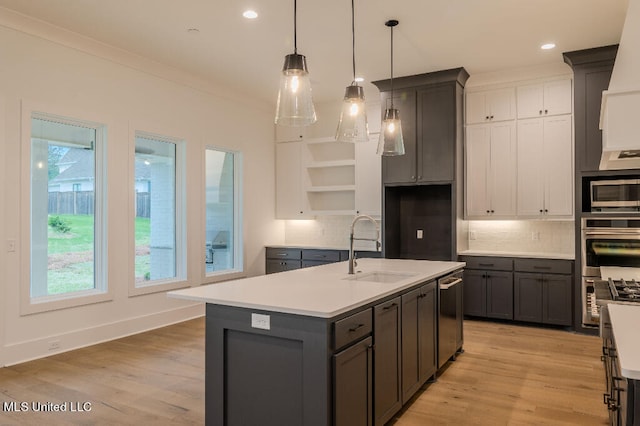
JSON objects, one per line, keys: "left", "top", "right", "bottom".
{"left": 169, "top": 258, "right": 464, "bottom": 426}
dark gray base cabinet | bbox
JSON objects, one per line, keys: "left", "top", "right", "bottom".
{"left": 461, "top": 256, "right": 573, "bottom": 327}
{"left": 266, "top": 247, "right": 381, "bottom": 275}
{"left": 205, "top": 273, "right": 453, "bottom": 426}
{"left": 461, "top": 256, "right": 513, "bottom": 320}
{"left": 514, "top": 272, "right": 572, "bottom": 326}
{"left": 373, "top": 297, "right": 402, "bottom": 426}
{"left": 334, "top": 336, "right": 373, "bottom": 426}
{"left": 401, "top": 282, "right": 437, "bottom": 404}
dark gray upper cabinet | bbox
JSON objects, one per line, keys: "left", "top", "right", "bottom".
{"left": 563, "top": 45, "right": 618, "bottom": 172}
{"left": 373, "top": 68, "right": 468, "bottom": 185}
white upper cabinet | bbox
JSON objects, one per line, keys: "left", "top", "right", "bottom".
{"left": 466, "top": 88, "right": 516, "bottom": 124}
{"left": 276, "top": 141, "right": 309, "bottom": 219}
{"left": 465, "top": 122, "right": 517, "bottom": 218}
{"left": 275, "top": 136, "right": 382, "bottom": 218}
{"left": 516, "top": 116, "right": 573, "bottom": 218}
{"left": 275, "top": 124, "right": 306, "bottom": 143}
{"left": 355, "top": 135, "right": 382, "bottom": 217}
{"left": 517, "top": 79, "right": 572, "bottom": 119}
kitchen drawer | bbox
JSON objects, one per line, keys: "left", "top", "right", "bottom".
{"left": 302, "top": 260, "right": 334, "bottom": 268}
{"left": 266, "top": 259, "right": 302, "bottom": 274}
{"left": 340, "top": 250, "right": 382, "bottom": 261}
{"left": 460, "top": 256, "right": 513, "bottom": 271}
{"left": 514, "top": 259, "right": 572, "bottom": 274}
{"left": 302, "top": 249, "right": 341, "bottom": 262}
{"left": 266, "top": 247, "right": 302, "bottom": 260}
{"left": 334, "top": 309, "right": 373, "bottom": 351}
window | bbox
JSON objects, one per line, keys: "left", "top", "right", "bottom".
{"left": 205, "top": 147, "right": 242, "bottom": 275}
{"left": 29, "top": 113, "right": 107, "bottom": 308}
{"left": 132, "top": 131, "right": 185, "bottom": 293}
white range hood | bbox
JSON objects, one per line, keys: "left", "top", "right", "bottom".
{"left": 599, "top": 0, "right": 640, "bottom": 170}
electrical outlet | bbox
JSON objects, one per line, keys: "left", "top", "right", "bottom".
{"left": 469, "top": 231, "right": 477, "bottom": 240}
{"left": 532, "top": 231, "right": 540, "bottom": 241}
{"left": 48, "top": 340, "right": 61, "bottom": 351}
{"left": 7, "top": 239, "right": 16, "bottom": 252}
{"left": 416, "top": 230, "right": 423, "bottom": 239}
{"left": 251, "top": 313, "right": 270, "bottom": 330}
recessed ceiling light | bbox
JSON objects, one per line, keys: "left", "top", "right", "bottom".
{"left": 243, "top": 10, "right": 258, "bottom": 19}
{"left": 540, "top": 43, "right": 556, "bottom": 50}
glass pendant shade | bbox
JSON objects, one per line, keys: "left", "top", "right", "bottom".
{"left": 275, "top": 53, "right": 317, "bottom": 126}
{"left": 377, "top": 108, "right": 405, "bottom": 156}
{"left": 336, "top": 84, "right": 369, "bottom": 142}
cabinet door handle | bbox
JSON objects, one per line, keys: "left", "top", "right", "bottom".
{"left": 485, "top": 116, "right": 490, "bottom": 120}
{"left": 490, "top": 115, "right": 494, "bottom": 119}
{"left": 349, "top": 323, "right": 366, "bottom": 332}
{"left": 539, "top": 110, "right": 543, "bottom": 115}
{"left": 544, "top": 109, "right": 548, "bottom": 114}
{"left": 383, "top": 302, "right": 398, "bottom": 310}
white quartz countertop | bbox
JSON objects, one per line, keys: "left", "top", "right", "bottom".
{"left": 168, "top": 258, "right": 465, "bottom": 318}
{"left": 608, "top": 303, "right": 640, "bottom": 380}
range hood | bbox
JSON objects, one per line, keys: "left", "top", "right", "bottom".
{"left": 599, "top": 0, "right": 640, "bottom": 170}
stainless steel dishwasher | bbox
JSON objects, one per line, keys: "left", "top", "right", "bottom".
{"left": 438, "top": 270, "right": 464, "bottom": 369}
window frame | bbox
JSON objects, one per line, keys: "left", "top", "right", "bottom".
{"left": 203, "top": 145, "right": 244, "bottom": 282}
{"left": 128, "top": 128, "right": 188, "bottom": 297}
{"left": 20, "top": 102, "right": 112, "bottom": 315}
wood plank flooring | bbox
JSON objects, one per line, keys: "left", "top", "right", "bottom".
{"left": 0, "top": 318, "right": 608, "bottom": 425}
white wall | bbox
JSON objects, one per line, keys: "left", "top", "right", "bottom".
{"left": 0, "top": 10, "right": 281, "bottom": 365}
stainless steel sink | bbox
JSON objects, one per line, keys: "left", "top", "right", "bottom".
{"left": 343, "top": 271, "right": 415, "bottom": 283}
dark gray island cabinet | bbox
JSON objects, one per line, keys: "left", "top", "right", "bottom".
{"left": 169, "top": 258, "right": 464, "bottom": 426}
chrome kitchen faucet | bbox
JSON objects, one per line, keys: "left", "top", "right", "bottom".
{"left": 348, "top": 214, "right": 381, "bottom": 274}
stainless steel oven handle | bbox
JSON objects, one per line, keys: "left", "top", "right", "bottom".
{"left": 583, "top": 230, "right": 640, "bottom": 236}
{"left": 439, "top": 277, "right": 462, "bottom": 290}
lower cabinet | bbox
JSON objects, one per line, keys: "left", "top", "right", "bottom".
{"left": 334, "top": 336, "right": 373, "bottom": 426}
{"left": 514, "top": 272, "right": 572, "bottom": 326}
{"left": 266, "top": 247, "right": 380, "bottom": 274}
{"left": 461, "top": 256, "right": 573, "bottom": 327}
{"left": 373, "top": 297, "right": 402, "bottom": 426}
{"left": 401, "top": 281, "right": 437, "bottom": 404}
{"left": 206, "top": 272, "right": 458, "bottom": 426}
{"left": 513, "top": 258, "right": 572, "bottom": 326}
{"left": 461, "top": 257, "right": 513, "bottom": 319}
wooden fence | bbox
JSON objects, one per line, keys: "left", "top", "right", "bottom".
{"left": 48, "top": 191, "right": 151, "bottom": 217}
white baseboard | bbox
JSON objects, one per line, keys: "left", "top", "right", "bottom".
{"left": 2, "top": 303, "right": 205, "bottom": 367}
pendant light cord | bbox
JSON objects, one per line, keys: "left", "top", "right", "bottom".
{"left": 294, "top": 0, "right": 298, "bottom": 54}
{"left": 390, "top": 22, "right": 394, "bottom": 108}
{"left": 351, "top": 0, "right": 356, "bottom": 83}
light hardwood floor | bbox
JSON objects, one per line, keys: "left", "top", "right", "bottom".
{"left": 0, "top": 318, "right": 608, "bottom": 425}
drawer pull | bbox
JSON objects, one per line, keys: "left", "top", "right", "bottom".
{"left": 533, "top": 266, "right": 551, "bottom": 270}
{"left": 478, "top": 263, "right": 494, "bottom": 267}
{"left": 383, "top": 302, "right": 398, "bottom": 311}
{"left": 349, "top": 323, "right": 366, "bottom": 332}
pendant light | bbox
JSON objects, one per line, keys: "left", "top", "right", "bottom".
{"left": 275, "top": 0, "right": 317, "bottom": 126}
{"left": 377, "top": 19, "right": 405, "bottom": 156}
{"left": 335, "top": 0, "right": 369, "bottom": 142}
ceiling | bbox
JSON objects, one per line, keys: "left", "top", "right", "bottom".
{"left": 0, "top": 0, "right": 630, "bottom": 106}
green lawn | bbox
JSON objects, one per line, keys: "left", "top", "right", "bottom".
{"left": 46, "top": 214, "right": 151, "bottom": 294}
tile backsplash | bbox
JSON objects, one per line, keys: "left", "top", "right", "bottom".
{"left": 466, "top": 220, "right": 574, "bottom": 256}
{"left": 284, "top": 217, "right": 575, "bottom": 257}
{"left": 284, "top": 216, "right": 380, "bottom": 250}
